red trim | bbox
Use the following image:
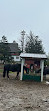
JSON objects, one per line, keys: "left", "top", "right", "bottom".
{"left": 11, "top": 53, "right": 19, "bottom": 56}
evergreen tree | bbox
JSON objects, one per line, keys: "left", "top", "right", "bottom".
{"left": 2, "top": 35, "right": 8, "bottom": 43}
{"left": 25, "top": 31, "right": 45, "bottom": 54}
{"left": 0, "top": 36, "right": 13, "bottom": 63}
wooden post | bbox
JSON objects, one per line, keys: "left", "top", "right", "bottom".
{"left": 20, "top": 58, "right": 25, "bottom": 80}
{"left": 40, "top": 60, "right": 44, "bottom": 82}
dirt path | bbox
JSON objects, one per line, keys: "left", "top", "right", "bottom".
{"left": 0, "top": 73, "right": 49, "bottom": 111}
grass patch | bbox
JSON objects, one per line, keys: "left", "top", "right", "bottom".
{"left": 0, "top": 69, "right": 3, "bottom": 73}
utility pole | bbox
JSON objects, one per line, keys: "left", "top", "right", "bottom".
{"left": 21, "top": 30, "right": 25, "bottom": 52}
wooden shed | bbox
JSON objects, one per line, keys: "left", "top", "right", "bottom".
{"left": 20, "top": 53, "right": 47, "bottom": 82}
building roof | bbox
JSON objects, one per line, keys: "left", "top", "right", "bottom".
{"left": 20, "top": 53, "right": 47, "bottom": 59}
{"left": 9, "top": 43, "right": 21, "bottom": 53}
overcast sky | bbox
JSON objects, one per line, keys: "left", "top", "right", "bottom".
{"left": 0, "top": 0, "right": 49, "bottom": 54}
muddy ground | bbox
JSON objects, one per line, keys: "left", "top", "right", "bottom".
{"left": 0, "top": 73, "right": 49, "bottom": 111}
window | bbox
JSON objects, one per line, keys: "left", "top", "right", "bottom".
{"left": 16, "top": 56, "right": 19, "bottom": 59}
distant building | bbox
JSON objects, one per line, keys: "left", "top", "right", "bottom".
{"left": 0, "top": 42, "right": 21, "bottom": 62}
{"left": 9, "top": 43, "right": 21, "bottom": 62}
